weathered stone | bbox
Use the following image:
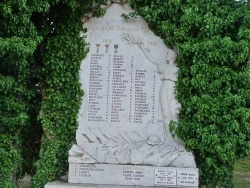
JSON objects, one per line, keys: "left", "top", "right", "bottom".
{"left": 45, "top": 181, "right": 198, "bottom": 188}
{"left": 68, "top": 163, "right": 198, "bottom": 187}
{"left": 71, "top": 2, "right": 195, "bottom": 168}
{"left": 68, "top": 3, "right": 197, "bottom": 187}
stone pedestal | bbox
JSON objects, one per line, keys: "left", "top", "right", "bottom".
{"left": 45, "top": 182, "right": 198, "bottom": 188}
{"left": 67, "top": 163, "right": 198, "bottom": 187}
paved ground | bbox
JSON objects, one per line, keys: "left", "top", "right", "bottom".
{"left": 18, "top": 175, "right": 31, "bottom": 188}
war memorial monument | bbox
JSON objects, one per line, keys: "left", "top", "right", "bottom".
{"left": 45, "top": 1, "right": 198, "bottom": 187}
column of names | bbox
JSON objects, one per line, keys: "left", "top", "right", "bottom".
{"left": 151, "top": 71, "right": 156, "bottom": 124}
{"left": 87, "top": 54, "right": 105, "bottom": 122}
{"left": 87, "top": 48, "right": 158, "bottom": 125}
{"left": 129, "top": 56, "right": 134, "bottom": 123}
{"left": 134, "top": 69, "right": 149, "bottom": 123}
{"left": 111, "top": 55, "right": 128, "bottom": 122}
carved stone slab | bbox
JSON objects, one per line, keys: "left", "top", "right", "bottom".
{"left": 70, "top": 2, "right": 196, "bottom": 169}
{"left": 68, "top": 3, "right": 197, "bottom": 187}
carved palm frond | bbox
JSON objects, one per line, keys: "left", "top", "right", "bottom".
{"left": 103, "top": 130, "right": 146, "bottom": 152}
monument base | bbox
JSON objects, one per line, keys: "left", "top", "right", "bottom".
{"left": 68, "top": 163, "right": 198, "bottom": 187}
{"left": 45, "top": 181, "right": 198, "bottom": 188}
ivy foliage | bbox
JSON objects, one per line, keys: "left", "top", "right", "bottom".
{"left": 130, "top": 0, "right": 250, "bottom": 187}
{"left": 0, "top": 1, "right": 48, "bottom": 187}
{"left": 30, "top": 1, "right": 107, "bottom": 188}
{"left": 0, "top": 0, "right": 105, "bottom": 187}
{"left": 1, "top": 0, "right": 250, "bottom": 188}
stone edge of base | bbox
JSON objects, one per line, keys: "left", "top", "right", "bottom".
{"left": 45, "top": 180, "right": 198, "bottom": 188}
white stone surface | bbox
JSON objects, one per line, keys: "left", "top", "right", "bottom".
{"left": 70, "top": 2, "right": 196, "bottom": 169}
{"left": 67, "top": 163, "right": 198, "bottom": 187}
{"left": 68, "top": 3, "right": 197, "bottom": 187}
{"left": 45, "top": 181, "right": 198, "bottom": 188}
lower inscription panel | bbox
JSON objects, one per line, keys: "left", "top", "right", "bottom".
{"left": 68, "top": 163, "right": 198, "bottom": 187}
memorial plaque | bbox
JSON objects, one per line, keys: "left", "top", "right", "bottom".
{"left": 68, "top": 2, "right": 198, "bottom": 187}
{"left": 69, "top": 163, "right": 152, "bottom": 186}
{"left": 155, "top": 169, "right": 176, "bottom": 186}
{"left": 177, "top": 170, "right": 199, "bottom": 187}
{"left": 68, "top": 163, "right": 198, "bottom": 187}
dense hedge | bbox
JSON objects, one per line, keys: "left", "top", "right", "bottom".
{"left": 0, "top": 1, "right": 104, "bottom": 187}
{"left": 0, "top": 1, "right": 48, "bottom": 187}
{"left": 30, "top": 1, "right": 103, "bottom": 187}
{"left": 0, "top": 0, "right": 249, "bottom": 188}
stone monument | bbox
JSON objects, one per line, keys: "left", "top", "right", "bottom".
{"left": 66, "top": 1, "right": 198, "bottom": 187}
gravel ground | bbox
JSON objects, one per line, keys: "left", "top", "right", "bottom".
{"left": 18, "top": 175, "right": 31, "bottom": 188}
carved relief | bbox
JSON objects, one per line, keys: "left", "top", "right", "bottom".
{"left": 69, "top": 3, "right": 196, "bottom": 169}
